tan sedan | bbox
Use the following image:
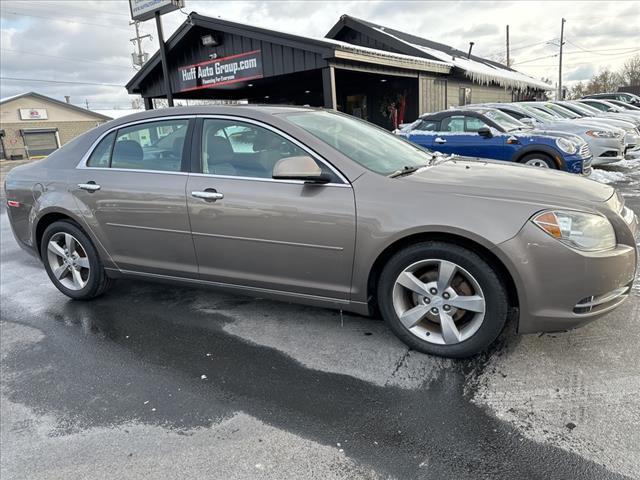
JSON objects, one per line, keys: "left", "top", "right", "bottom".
{"left": 5, "top": 106, "right": 637, "bottom": 357}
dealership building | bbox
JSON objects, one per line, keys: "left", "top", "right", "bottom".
{"left": 0, "top": 92, "right": 111, "bottom": 160}
{"left": 127, "top": 13, "right": 550, "bottom": 129}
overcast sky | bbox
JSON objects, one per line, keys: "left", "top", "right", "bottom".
{"left": 1, "top": 0, "right": 638, "bottom": 110}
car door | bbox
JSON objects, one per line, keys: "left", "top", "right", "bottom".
{"left": 463, "top": 115, "right": 507, "bottom": 159}
{"left": 186, "top": 117, "right": 356, "bottom": 301}
{"left": 74, "top": 117, "right": 198, "bottom": 277}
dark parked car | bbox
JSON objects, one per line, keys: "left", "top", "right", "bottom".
{"left": 5, "top": 106, "right": 637, "bottom": 357}
{"left": 582, "top": 92, "right": 640, "bottom": 106}
{"left": 398, "top": 108, "right": 592, "bottom": 174}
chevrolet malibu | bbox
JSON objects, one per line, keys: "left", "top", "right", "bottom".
{"left": 5, "top": 106, "right": 638, "bottom": 358}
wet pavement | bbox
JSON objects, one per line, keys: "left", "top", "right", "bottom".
{"left": 1, "top": 160, "right": 639, "bottom": 479}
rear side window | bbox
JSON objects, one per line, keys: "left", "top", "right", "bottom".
{"left": 111, "top": 119, "right": 188, "bottom": 172}
{"left": 415, "top": 120, "right": 439, "bottom": 131}
{"left": 87, "top": 132, "right": 115, "bottom": 167}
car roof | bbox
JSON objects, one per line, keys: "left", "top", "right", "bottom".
{"left": 98, "top": 104, "right": 320, "bottom": 127}
{"left": 421, "top": 109, "right": 488, "bottom": 119}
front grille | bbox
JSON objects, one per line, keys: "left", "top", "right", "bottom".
{"left": 579, "top": 143, "right": 591, "bottom": 159}
{"left": 601, "top": 150, "right": 619, "bottom": 158}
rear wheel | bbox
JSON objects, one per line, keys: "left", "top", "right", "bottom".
{"left": 377, "top": 242, "right": 509, "bottom": 358}
{"left": 520, "top": 153, "right": 556, "bottom": 169}
{"left": 41, "top": 220, "right": 112, "bottom": 300}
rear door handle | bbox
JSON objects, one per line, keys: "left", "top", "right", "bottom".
{"left": 434, "top": 137, "right": 447, "bottom": 144}
{"left": 192, "top": 190, "right": 224, "bottom": 201}
{"left": 78, "top": 182, "right": 101, "bottom": 192}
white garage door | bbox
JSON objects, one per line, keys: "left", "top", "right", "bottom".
{"left": 22, "top": 129, "right": 59, "bottom": 157}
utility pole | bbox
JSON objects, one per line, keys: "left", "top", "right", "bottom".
{"left": 155, "top": 11, "right": 174, "bottom": 107}
{"left": 558, "top": 18, "right": 566, "bottom": 100}
{"left": 506, "top": 25, "right": 510, "bottom": 67}
{"left": 85, "top": 99, "right": 90, "bottom": 110}
{"left": 130, "top": 20, "right": 151, "bottom": 68}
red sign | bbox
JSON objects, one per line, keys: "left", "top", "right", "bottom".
{"left": 177, "top": 50, "right": 263, "bottom": 92}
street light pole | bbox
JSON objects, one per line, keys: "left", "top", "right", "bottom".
{"left": 155, "top": 11, "right": 174, "bottom": 107}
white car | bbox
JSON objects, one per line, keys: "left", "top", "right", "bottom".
{"left": 478, "top": 103, "right": 625, "bottom": 166}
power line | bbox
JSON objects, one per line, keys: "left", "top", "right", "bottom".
{"left": 0, "top": 1, "right": 132, "bottom": 18}
{"left": 0, "top": 10, "right": 130, "bottom": 31}
{"left": 565, "top": 40, "right": 640, "bottom": 56}
{"left": 1, "top": 49, "right": 133, "bottom": 70}
{"left": 0, "top": 76, "right": 124, "bottom": 87}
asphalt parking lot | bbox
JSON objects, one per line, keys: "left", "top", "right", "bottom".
{"left": 1, "top": 160, "right": 639, "bottom": 480}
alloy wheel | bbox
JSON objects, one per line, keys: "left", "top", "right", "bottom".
{"left": 46, "top": 232, "right": 90, "bottom": 291}
{"left": 524, "top": 158, "right": 550, "bottom": 168}
{"left": 392, "top": 259, "right": 486, "bottom": 345}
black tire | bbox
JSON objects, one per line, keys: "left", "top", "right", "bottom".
{"left": 377, "top": 241, "right": 509, "bottom": 358}
{"left": 41, "top": 220, "right": 112, "bottom": 300}
{"left": 519, "top": 153, "right": 557, "bottom": 169}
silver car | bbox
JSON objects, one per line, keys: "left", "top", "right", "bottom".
{"left": 526, "top": 102, "right": 640, "bottom": 155}
{"left": 5, "top": 106, "right": 638, "bottom": 358}
{"left": 472, "top": 103, "right": 626, "bottom": 165}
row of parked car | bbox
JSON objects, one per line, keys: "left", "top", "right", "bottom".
{"left": 397, "top": 93, "right": 640, "bottom": 176}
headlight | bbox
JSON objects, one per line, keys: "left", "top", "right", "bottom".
{"left": 555, "top": 138, "right": 578, "bottom": 154}
{"left": 621, "top": 205, "right": 636, "bottom": 225}
{"left": 585, "top": 130, "right": 619, "bottom": 138}
{"left": 532, "top": 210, "right": 616, "bottom": 251}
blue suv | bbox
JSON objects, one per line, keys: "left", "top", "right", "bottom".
{"left": 398, "top": 108, "right": 592, "bottom": 175}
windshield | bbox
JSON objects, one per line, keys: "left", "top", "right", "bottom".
{"left": 283, "top": 110, "right": 434, "bottom": 176}
{"left": 564, "top": 102, "right": 598, "bottom": 116}
{"left": 610, "top": 100, "right": 640, "bottom": 111}
{"left": 482, "top": 109, "right": 527, "bottom": 131}
{"left": 519, "top": 104, "right": 556, "bottom": 121}
{"left": 545, "top": 103, "right": 582, "bottom": 118}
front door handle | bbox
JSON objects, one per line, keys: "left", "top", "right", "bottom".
{"left": 192, "top": 190, "right": 224, "bottom": 201}
{"left": 434, "top": 137, "right": 447, "bottom": 144}
{"left": 78, "top": 182, "right": 101, "bottom": 192}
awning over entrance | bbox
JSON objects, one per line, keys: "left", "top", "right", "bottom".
{"left": 126, "top": 13, "right": 452, "bottom": 129}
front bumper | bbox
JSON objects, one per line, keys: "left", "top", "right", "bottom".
{"left": 588, "top": 138, "right": 625, "bottom": 165}
{"left": 497, "top": 220, "right": 637, "bottom": 334}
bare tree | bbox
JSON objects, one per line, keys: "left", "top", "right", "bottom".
{"left": 585, "top": 69, "right": 623, "bottom": 94}
{"left": 568, "top": 81, "right": 587, "bottom": 99}
{"left": 618, "top": 54, "right": 640, "bottom": 86}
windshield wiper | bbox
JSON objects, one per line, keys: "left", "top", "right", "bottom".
{"left": 388, "top": 163, "right": 430, "bottom": 178}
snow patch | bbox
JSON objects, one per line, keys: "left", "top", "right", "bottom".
{"left": 589, "top": 169, "right": 628, "bottom": 184}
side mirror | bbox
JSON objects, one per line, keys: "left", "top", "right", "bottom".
{"left": 477, "top": 126, "right": 493, "bottom": 138}
{"left": 520, "top": 117, "right": 534, "bottom": 125}
{"left": 272, "top": 156, "right": 331, "bottom": 183}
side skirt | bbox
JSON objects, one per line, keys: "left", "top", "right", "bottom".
{"left": 105, "top": 267, "right": 372, "bottom": 316}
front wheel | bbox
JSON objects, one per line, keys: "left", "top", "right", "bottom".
{"left": 520, "top": 153, "right": 556, "bottom": 169}
{"left": 41, "top": 220, "right": 112, "bottom": 300}
{"left": 377, "top": 242, "right": 509, "bottom": 358}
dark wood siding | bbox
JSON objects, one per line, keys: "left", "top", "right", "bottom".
{"left": 140, "top": 26, "right": 328, "bottom": 98}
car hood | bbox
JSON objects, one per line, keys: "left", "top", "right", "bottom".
{"left": 403, "top": 157, "right": 613, "bottom": 206}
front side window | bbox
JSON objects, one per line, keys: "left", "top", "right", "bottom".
{"left": 283, "top": 110, "right": 434, "bottom": 176}
{"left": 201, "top": 119, "right": 336, "bottom": 180}
{"left": 464, "top": 117, "right": 489, "bottom": 132}
{"left": 110, "top": 119, "right": 188, "bottom": 172}
{"left": 442, "top": 116, "right": 465, "bottom": 132}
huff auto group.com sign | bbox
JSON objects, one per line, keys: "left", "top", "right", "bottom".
{"left": 177, "top": 50, "right": 264, "bottom": 92}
